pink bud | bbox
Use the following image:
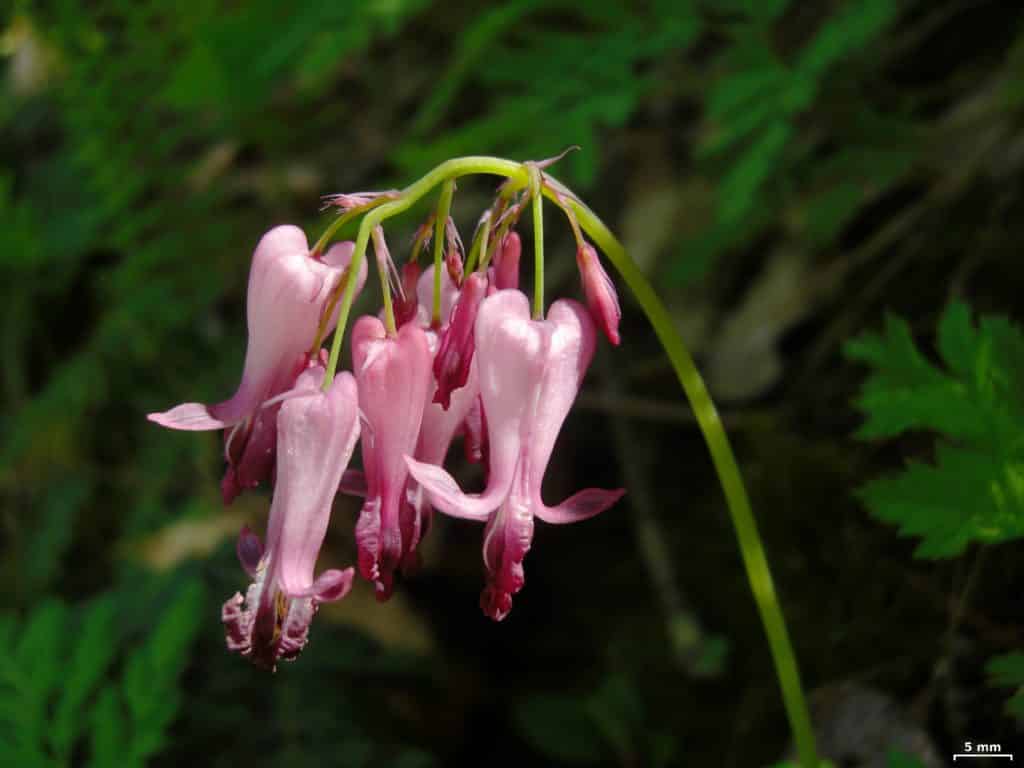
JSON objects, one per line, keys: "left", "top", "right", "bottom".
{"left": 576, "top": 243, "right": 621, "bottom": 346}
{"left": 493, "top": 231, "right": 521, "bottom": 290}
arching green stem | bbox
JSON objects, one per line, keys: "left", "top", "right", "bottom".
{"left": 556, "top": 191, "right": 820, "bottom": 768}
{"left": 432, "top": 179, "right": 455, "bottom": 326}
{"left": 313, "top": 157, "right": 820, "bottom": 768}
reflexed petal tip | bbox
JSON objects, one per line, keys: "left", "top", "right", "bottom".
{"left": 147, "top": 402, "right": 227, "bottom": 431}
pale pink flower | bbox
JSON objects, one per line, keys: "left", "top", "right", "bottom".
{"left": 352, "top": 318, "right": 432, "bottom": 600}
{"left": 405, "top": 290, "right": 624, "bottom": 620}
{"left": 222, "top": 365, "right": 360, "bottom": 669}
{"left": 147, "top": 225, "right": 366, "bottom": 502}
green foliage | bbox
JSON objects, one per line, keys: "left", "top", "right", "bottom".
{"left": 0, "top": 579, "right": 204, "bottom": 767}
{"left": 672, "top": 0, "right": 909, "bottom": 282}
{"left": 986, "top": 652, "right": 1024, "bottom": 721}
{"left": 398, "top": 0, "right": 701, "bottom": 186}
{"left": 847, "top": 302, "right": 1024, "bottom": 556}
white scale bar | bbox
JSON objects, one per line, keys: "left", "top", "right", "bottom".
{"left": 953, "top": 755, "right": 1014, "bottom": 761}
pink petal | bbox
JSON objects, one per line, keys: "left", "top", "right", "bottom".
{"left": 535, "top": 488, "right": 626, "bottom": 524}
{"left": 289, "top": 567, "right": 354, "bottom": 602}
{"left": 403, "top": 456, "right": 508, "bottom": 520}
{"left": 481, "top": 493, "right": 533, "bottom": 622}
{"left": 432, "top": 271, "right": 487, "bottom": 409}
{"left": 352, "top": 318, "right": 432, "bottom": 599}
{"left": 147, "top": 403, "right": 227, "bottom": 431}
{"left": 271, "top": 368, "right": 361, "bottom": 598}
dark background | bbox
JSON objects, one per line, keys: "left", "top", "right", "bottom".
{"left": 2, "top": 1, "right": 1023, "bottom": 766}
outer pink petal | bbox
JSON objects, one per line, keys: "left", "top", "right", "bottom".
{"left": 352, "top": 319, "right": 432, "bottom": 599}
{"left": 474, "top": 290, "right": 550, "bottom": 501}
{"left": 147, "top": 403, "right": 228, "bottom": 431}
{"left": 271, "top": 368, "right": 361, "bottom": 598}
{"left": 535, "top": 488, "right": 626, "bottom": 524}
{"left": 404, "top": 455, "right": 508, "bottom": 520}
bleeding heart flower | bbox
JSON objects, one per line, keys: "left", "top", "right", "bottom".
{"left": 352, "top": 318, "right": 432, "bottom": 600}
{"left": 222, "top": 365, "right": 360, "bottom": 669}
{"left": 148, "top": 225, "right": 367, "bottom": 502}
{"left": 405, "top": 290, "right": 624, "bottom": 620}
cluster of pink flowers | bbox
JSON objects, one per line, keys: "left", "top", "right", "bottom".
{"left": 149, "top": 179, "right": 625, "bottom": 670}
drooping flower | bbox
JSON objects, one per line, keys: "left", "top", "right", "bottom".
{"left": 148, "top": 225, "right": 367, "bottom": 502}
{"left": 222, "top": 365, "right": 360, "bottom": 669}
{"left": 352, "top": 317, "right": 432, "bottom": 600}
{"left": 576, "top": 242, "right": 621, "bottom": 346}
{"left": 405, "top": 290, "right": 624, "bottom": 620}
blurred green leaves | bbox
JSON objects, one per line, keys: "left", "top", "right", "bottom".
{"left": 0, "top": 579, "right": 204, "bottom": 768}
{"left": 398, "top": 0, "right": 701, "bottom": 186}
{"left": 847, "top": 302, "right": 1024, "bottom": 556}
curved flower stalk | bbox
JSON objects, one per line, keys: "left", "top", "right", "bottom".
{"left": 148, "top": 225, "right": 367, "bottom": 502}
{"left": 147, "top": 154, "right": 817, "bottom": 768}
{"left": 222, "top": 365, "right": 360, "bottom": 669}
{"left": 352, "top": 317, "right": 432, "bottom": 600}
{"left": 406, "top": 290, "right": 624, "bottom": 619}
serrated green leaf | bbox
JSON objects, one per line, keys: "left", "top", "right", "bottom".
{"left": 849, "top": 303, "right": 1024, "bottom": 555}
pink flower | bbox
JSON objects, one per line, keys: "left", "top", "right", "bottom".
{"left": 405, "top": 290, "right": 624, "bottom": 620}
{"left": 147, "top": 225, "right": 366, "bottom": 502}
{"left": 352, "top": 318, "right": 432, "bottom": 600}
{"left": 432, "top": 271, "right": 487, "bottom": 409}
{"left": 222, "top": 365, "right": 360, "bottom": 669}
{"left": 576, "top": 242, "right": 621, "bottom": 346}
